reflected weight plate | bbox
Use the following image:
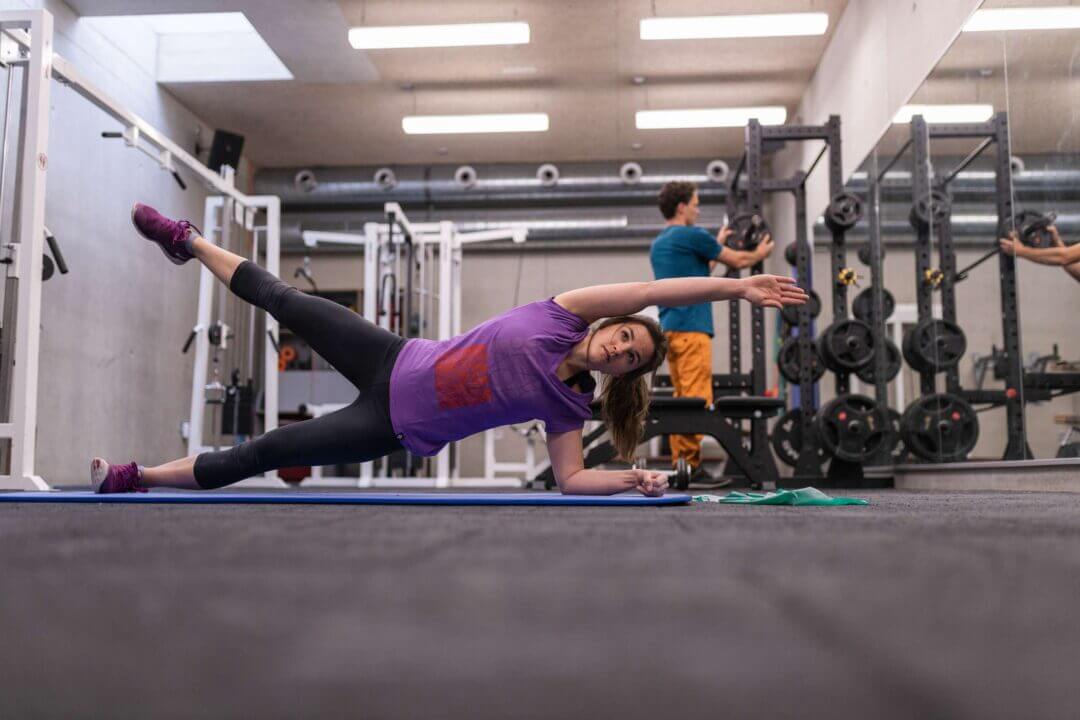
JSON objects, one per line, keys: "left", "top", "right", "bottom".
{"left": 814, "top": 394, "right": 890, "bottom": 463}
{"left": 855, "top": 337, "right": 901, "bottom": 384}
{"left": 900, "top": 393, "right": 979, "bottom": 462}
{"left": 778, "top": 336, "right": 826, "bottom": 384}
{"left": 902, "top": 319, "right": 966, "bottom": 373}
{"left": 817, "top": 319, "right": 875, "bottom": 373}
{"left": 851, "top": 287, "right": 895, "bottom": 323}
{"left": 781, "top": 288, "right": 821, "bottom": 326}
{"left": 909, "top": 188, "right": 951, "bottom": 230}
{"left": 824, "top": 191, "right": 863, "bottom": 232}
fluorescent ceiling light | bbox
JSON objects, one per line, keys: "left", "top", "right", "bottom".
{"left": 964, "top": 7, "right": 1080, "bottom": 32}
{"left": 893, "top": 104, "right": 994, "bottom": 124}
{"left": 349, "top": 22, "right": 529, "bottom": 49}
{"left": 83, "top": 12, "right": 291, "bottom": 82}
{"left": 641, "top": 13, "right": 828, "bottom": 40}
{"left": 636, "top": 107, "right": 787, "bottom": 130}
{"left": 402, "top": 113, "right": 549, "bottom": 135}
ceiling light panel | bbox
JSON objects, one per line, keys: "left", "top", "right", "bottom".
{"left": 640, "top": 13, "right": 828, "bottom": 40}
{"left": 636, "top": 107, "right": 787, "bottom": 130}
{"left": 402, "top": 113, "right": 549, "bottom": 135}
{"left": 349, "top": 22, "right": 530, "bottom": 49}
{"left": 964, "top": 7, "right": 1080, "bottom": 32}
{"left": 893, "top": 104, "right": 995, "bottom": 124}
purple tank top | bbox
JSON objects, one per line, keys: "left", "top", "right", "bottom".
{"left": 389, "top": 299, "right": 594, "bottom": 456}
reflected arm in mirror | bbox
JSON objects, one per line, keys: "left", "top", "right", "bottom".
{"left": 999, "top": 228, "right": 1080, "bottom": 268}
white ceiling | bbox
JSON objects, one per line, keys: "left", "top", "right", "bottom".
{"left": 68, "top": 0, "right": 847, "bottom": 168}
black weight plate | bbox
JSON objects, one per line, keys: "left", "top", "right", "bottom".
{"left": 784, "top": 243, "right": 798, "bottom": 266}
{"left": 900, "top": 393, "right": 979, "bottom": 462}
{"left": 824, "top": 191, "right": 863, "bottom": 232}
{"left": 857, "top": 243, "right": 886, "bottom": 266}
{"left": 814, "top": 394, "right": 890, "bottom": 463}
{"left": 851, "top": 287, "right": 895, "bottom": 323}
{"left": 888, "top": 409, "right": 909, "bottom": 464}
{"left": 909, "top": 188, "right": 951, "bottom": 230}
{"left": 770, "top": 408, "right": 826, "bottom": 467}
{"left": 1005, "top": 209, "right": 1056, "bottom": 249}
{"left": 817, "top": 319, "right": 875, "bottom": 373}
{"left": 781, "top": 288, "right": 821, "bottom": 326}
{"left": 778, "top": 336, "right": 826, "bottom": 384}
{"left": 771, "top": 408, "right": 804, "bottom": 467}
{"left": 727, "top": 211, "right": 770, "bottom": 251}
{"left": 902, "top": 319, "right": 966, "bottom": 373}
{"left": 855, "top": 337, "right": 901, "bottom": 384}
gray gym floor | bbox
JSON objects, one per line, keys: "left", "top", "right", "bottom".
{"left": 2, "top": 489, "right": 1079, "bottom": 719}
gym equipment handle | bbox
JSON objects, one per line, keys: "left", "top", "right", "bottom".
{"left": 44, "top": 231, "right": 68, "bottom": 275}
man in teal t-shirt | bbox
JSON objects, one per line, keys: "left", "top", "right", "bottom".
{"left": 649, "top": 181, "right": 773, "bottom": 484}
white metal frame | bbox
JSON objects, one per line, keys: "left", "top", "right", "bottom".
{"left": 0, "top": 9, "right": 282, "bottom": 490}
{"left": 187, "top": 194, "right": 284, "bottom": 488}
{"left": 301, "top": 203, "right": 528, "bottom": 488}
{"left": 0, "top": 12, "right": 52, "bottom": 490}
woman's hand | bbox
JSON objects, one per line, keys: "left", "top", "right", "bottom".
{"left": 1049, "top": 225, "right": 1064, "bottom": 247}
{"left": 632, "top": 469, "right": 668, "bottom": 497}
{"left": 999, "top": 230, "right": 1022, "bottom": 257}
{"left": 738, "top": 275, "right": 808, "bottom": 309}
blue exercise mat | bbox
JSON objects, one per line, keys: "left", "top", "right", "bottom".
{"left": 0, "top": 491, "right": 691, "bottom": 507}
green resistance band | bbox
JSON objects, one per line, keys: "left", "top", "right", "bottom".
{"left": 693, "top": 487, "right": 869, "bottom": 506}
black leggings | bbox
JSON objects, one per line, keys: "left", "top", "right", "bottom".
{"left": 193, "top": 261, "right": 406, "bottom": 489}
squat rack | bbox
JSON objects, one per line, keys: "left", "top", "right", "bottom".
{"left": 903, "top": 112, "right": 1080, "bottom": 460}
{"left": 0, "top": 9, "right": 280, "bottom": 490}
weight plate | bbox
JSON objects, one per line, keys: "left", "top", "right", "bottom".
{"left": 855, "top": 337, "right": 902, "bottom": 384}
{"left": 888, "top": 409, "right": 909, "bottom": 464}
{"left": 909, "top": 188, "right": 951, "bottom": 230}
{"left": 817, "top": 319, "right": 875, "bottom": 373}
{"left": 781, "top": 288, "right": 821, "bottom": 326}
{"left": 857, "top": 243, "right": 886, "bottom": 266}
{"left": 814, "top": 394, "right": 890, "bottom": 463}
{"left": 727, "top": 211, "right": 770, "bottom": 251}
{"left": 672, "top": 457, "right": 691, "bottom": 490}
{"left": 851, "top": 287, "right": 895, "bottom": 324}
{"left": 902, "top": 319, "right": 966, "bottom": 373}
{"left": 784, "top": 243, "right": 798, "bottom": 266}
{"left": 778, "top": 336, "right": 826, "bottom": 384}
{"left": 771, "top": 408, "right": 825, "bottom": 467}
{"left": 824, "top": 191, "right": 863, "bottom": 231}
{"left": 900, "top": 393, "right": 979, "bottom": 462}
{"left": 1004, "top": 209, "right": 1056, "bottom": 249}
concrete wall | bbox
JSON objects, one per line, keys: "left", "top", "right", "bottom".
{"left": 0, "top": 1, "right": 227, "bottom": 484}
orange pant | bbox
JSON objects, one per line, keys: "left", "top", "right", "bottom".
{"left": 665, "top": 331, "right": 713, "bottom": 469}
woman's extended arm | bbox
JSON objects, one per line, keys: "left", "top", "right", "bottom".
{"left": 1000, "top": 230, "right": 1080, "bottom": 267}
{"left": 554, "top": 274, "right": 806, "bottom": 324}
{"left": 545, "top": 428, "right": 667, "bottom": 496}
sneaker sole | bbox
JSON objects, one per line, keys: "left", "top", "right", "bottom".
{"left": 90, "top": 457, "right": 109, "bottom": 493}
{"left": 131, "top": 203, "right": 189, "bottom": 266}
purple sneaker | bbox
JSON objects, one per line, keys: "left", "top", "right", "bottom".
{"left": 131, "top": 203, "right": 199, "bottom": 265}
{"left": 90, "top": 458, "right": 147, "bottom": 494}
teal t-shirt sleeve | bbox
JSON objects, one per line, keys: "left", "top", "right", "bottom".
{"left": 690, "top": 227, "right": 722, "bottom": 262}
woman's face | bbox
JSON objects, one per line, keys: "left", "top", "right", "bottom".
{"left": 588, "top": 322, "right": 655, "bottom": 377}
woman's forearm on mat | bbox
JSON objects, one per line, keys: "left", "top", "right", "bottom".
{"left": 560, "top": 468, "right": 637, "bottom": 495}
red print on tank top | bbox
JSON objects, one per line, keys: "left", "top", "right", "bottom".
{"left": 435, "top": 344, "right": 492, "bottom": 410}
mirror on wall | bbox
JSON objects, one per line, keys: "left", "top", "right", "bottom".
{"left": 850, "top": 0, "right": 1080, "bottom": 462}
